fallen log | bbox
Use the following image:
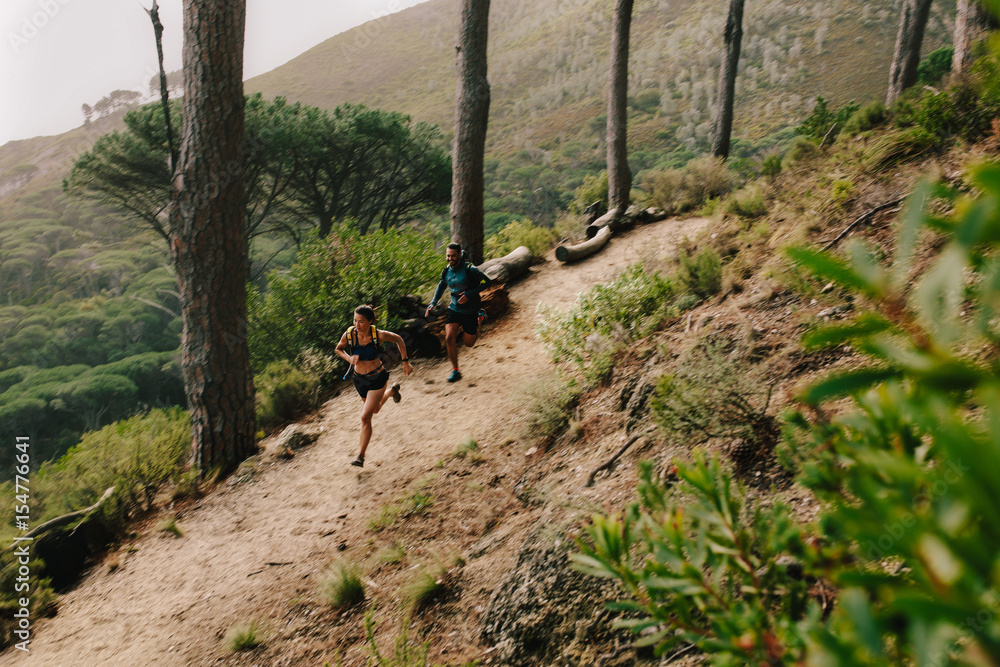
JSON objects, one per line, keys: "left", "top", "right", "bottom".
{"left": 585, "top": 207, "right": 620, "bottom": 239}
{"left": 19, "top": 486, "right": 115, "bottom": 540}
{"left": 479, "top": 245, "right": 533, "bottom": 284}
{"left": 556, "top": 225, "right": 611, "bottom": 263}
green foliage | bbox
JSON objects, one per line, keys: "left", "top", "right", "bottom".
{"left": 254, "top": 360, "right": 321, "bottom": 432}
{"left": 861, "top": 127, "right": 936, "bottom": 172}
{"left": 780, "top": 165, "right": 1000, "bottom": 663}
{"left": 321, "top": 562, "right": 366, "bottom": 608}
{"left": 0, "top": 554, "right": 56, "bottom": 648}
{"left": 362, "top": 607, "right": 434, "bottom": 667}
{"left": 917, "top": 45, "right": 954, "bottom": 85}
{"left": 484, "top": 218, "right": 555, "bottom": 260}
{"left": 368, "top": 491, "right": 434, "bottom": 532}
{"left": 248, "top": 223, "right": 441, "bottom": 369}
{"left": 574, "top": 456, "right": 825, "bottom": 663}
{"left": 570, "top": 171, "right": 609, "bottom": 215}
{"left": 760, "top": 152, "right": 783, "bottom": 178}
{"left": 157, "top": 515, "right": 183, "bottom": 537}
{"left": 796, "top": 97, "right": 859, "bottom": 144}
{"left": 650, "top": 339, "right": 778, "bottom": 469}
{"left": 538, "top": 264, "right": 678, "bottom": 380}
{"left": 225, "top": 620, "right": 265, "bottom": 652}
{"left": 402, "top": 563, "right": 449, "bottom": 612}
{"left": 785, "top": 135, "right": 820, "bottom": 164}
{"left": 724, "top": 184, "right": 768, "bottom": 219}
{"left": 66, "top": 95, "right": 451, "bottom": 244}
{"left": 643, "top": 156, "right": 736, "bottom": 215}
{"left": 513, "top": 371, "right": 581, "bottom": 444}
{"left": 677, "top": 245, "right": 723, "bottom": 300}
{"left": 0, "top": 351, "right": 183, "bottom": 469}
{"left": 0, "top": 407, "right": 191, "bottom": 546}
{"left": 841, "top": 101, "right": 887, "bottom": 138}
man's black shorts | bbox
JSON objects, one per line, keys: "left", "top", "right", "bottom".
{"left": 446, "top": 309, "right": 479, "bottom": 336}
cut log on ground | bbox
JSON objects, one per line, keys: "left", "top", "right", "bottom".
{"left": 585, "top": 207, "right": 620, "bottom": 239}
{"left": 479, "top": 245, "right": 533, "bottom": 283}
{"left": 556, "top": 225, "right": 612, "bottom": 263}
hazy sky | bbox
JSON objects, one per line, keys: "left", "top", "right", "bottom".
{"left": 0, "top": 0, "right": 427, "bottom": 146}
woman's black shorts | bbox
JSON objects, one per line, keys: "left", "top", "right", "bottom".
{"left": 446, "top": 309, "right": 479, "bottom": 336}
{"left": 353, "top": 367, "right": 389, "bottom": 399}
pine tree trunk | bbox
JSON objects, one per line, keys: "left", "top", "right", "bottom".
{"left": 607, "top": 0, "right": 633, "bottom": 213}
{"left": 952, "top": 0, "right": 997, "bottom": 76}
{"left": 451, "top": 0, "right": 491, "bottom": 265}
{"left": 711, "top": 0, "right": 745, "bottom": 159}
{"left": 170, "top": 0, "right": 256, "bottom": 475}
{"left": 886, "top": 0, "right": 934, "bottom": 106}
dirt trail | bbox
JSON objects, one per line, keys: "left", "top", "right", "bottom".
{"left": 5, "top": 216, "right": 708, "bottom": 667}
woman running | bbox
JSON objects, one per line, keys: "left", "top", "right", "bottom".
{"left": 336, "top": 305, "right": 413, "bottom": 467}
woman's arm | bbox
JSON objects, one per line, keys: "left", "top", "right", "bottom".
{"left": 335, "top": 330, "right": 356, "bottom": 365}
{"left": 378, "top": 329, "right": 413, "bottom": 376}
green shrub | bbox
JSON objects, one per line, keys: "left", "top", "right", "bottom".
{"left": 538, "top": 264, "right": 677, "bottom": 378}
{"left": 574, "top": 456, "right": 824, "bottom": 663}
{"left": 797, "top": 97, "right": 859, "bottom": 143}
{"left": 914, "top": 90, "right": 961, "bottom": 138}
{"left": 570, "top": 171, "right": 608, "bottom": 214}
{"left": 861, "top": 127, "right": 936, "bottom": 172}
{"left": 785, "top": 135, "right": 820, "bottom": 164}
{"left": 651, "top": 339, "right": 778, "bottom": 471}
{"left": 760, "top": 152, "right": 783, "bottom": 178}
{"left": 642, "top": 156, "right": 735, "bottom": 215}
{"left": 513, "top": 371, "right": 581, "bottom": 444}
{"left": 779, "top": 169, "right": 1000, "bottom": 663}
{"left": 724, "top": 184, "right": 768, "bottom": 219}
{"left": 683, "top": 155, "right": 736, "bottom": 204}
{"left": 916, "top": 45, "right": 953, "bottom": 85}
{"left": 841, "top": 101, "right": 887, "bottom": 137}
{"left": 255, "top": 360, "right": 320, "bottom": 432}
{"left": 485, "top": 218, "right": 554, "bottom": 260}
{"left": 402, "top": 563, "right": 448, "bottom": 612}
{"left": 225, "top": 620, "right": 265, "bottom": 652}
{"left": 248, "top": 223, "right": 441, "bottom": 369}
{"left": 0, "top": 407, "right": 191, "bottom": 544}
{"left": 677, "top": 245, "right": 722, "bottom": 300}
{"left": 321, "top": 562, "right": 366, "bottom": 608}
{"left": 642, "top": 167, "right": 686, "bottom": 213}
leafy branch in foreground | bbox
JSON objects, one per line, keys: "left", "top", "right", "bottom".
{"left": 573, "top": 457, "right": 836, "bottom": 664}
{"left": 781, "top": 164, "right": 1000, "bottom": 664}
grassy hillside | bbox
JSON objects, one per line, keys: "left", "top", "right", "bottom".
{"left": 248, "top": 0, "right": 955, "bottom": 154}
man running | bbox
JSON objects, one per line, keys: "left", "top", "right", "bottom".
{"left": 425, "top": 242, "right": 492, "bottom": 382}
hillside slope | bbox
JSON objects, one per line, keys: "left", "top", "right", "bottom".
{"left": 0, "top": 0, "right": 954, "bottom": 205}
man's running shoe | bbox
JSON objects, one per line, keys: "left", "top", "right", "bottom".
{"left": 447, "top": 369, "right": 462, "bottom": 383}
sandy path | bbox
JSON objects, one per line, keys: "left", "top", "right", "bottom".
{"left": 4, "top": 216, "right": 708, "bottom": 667}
